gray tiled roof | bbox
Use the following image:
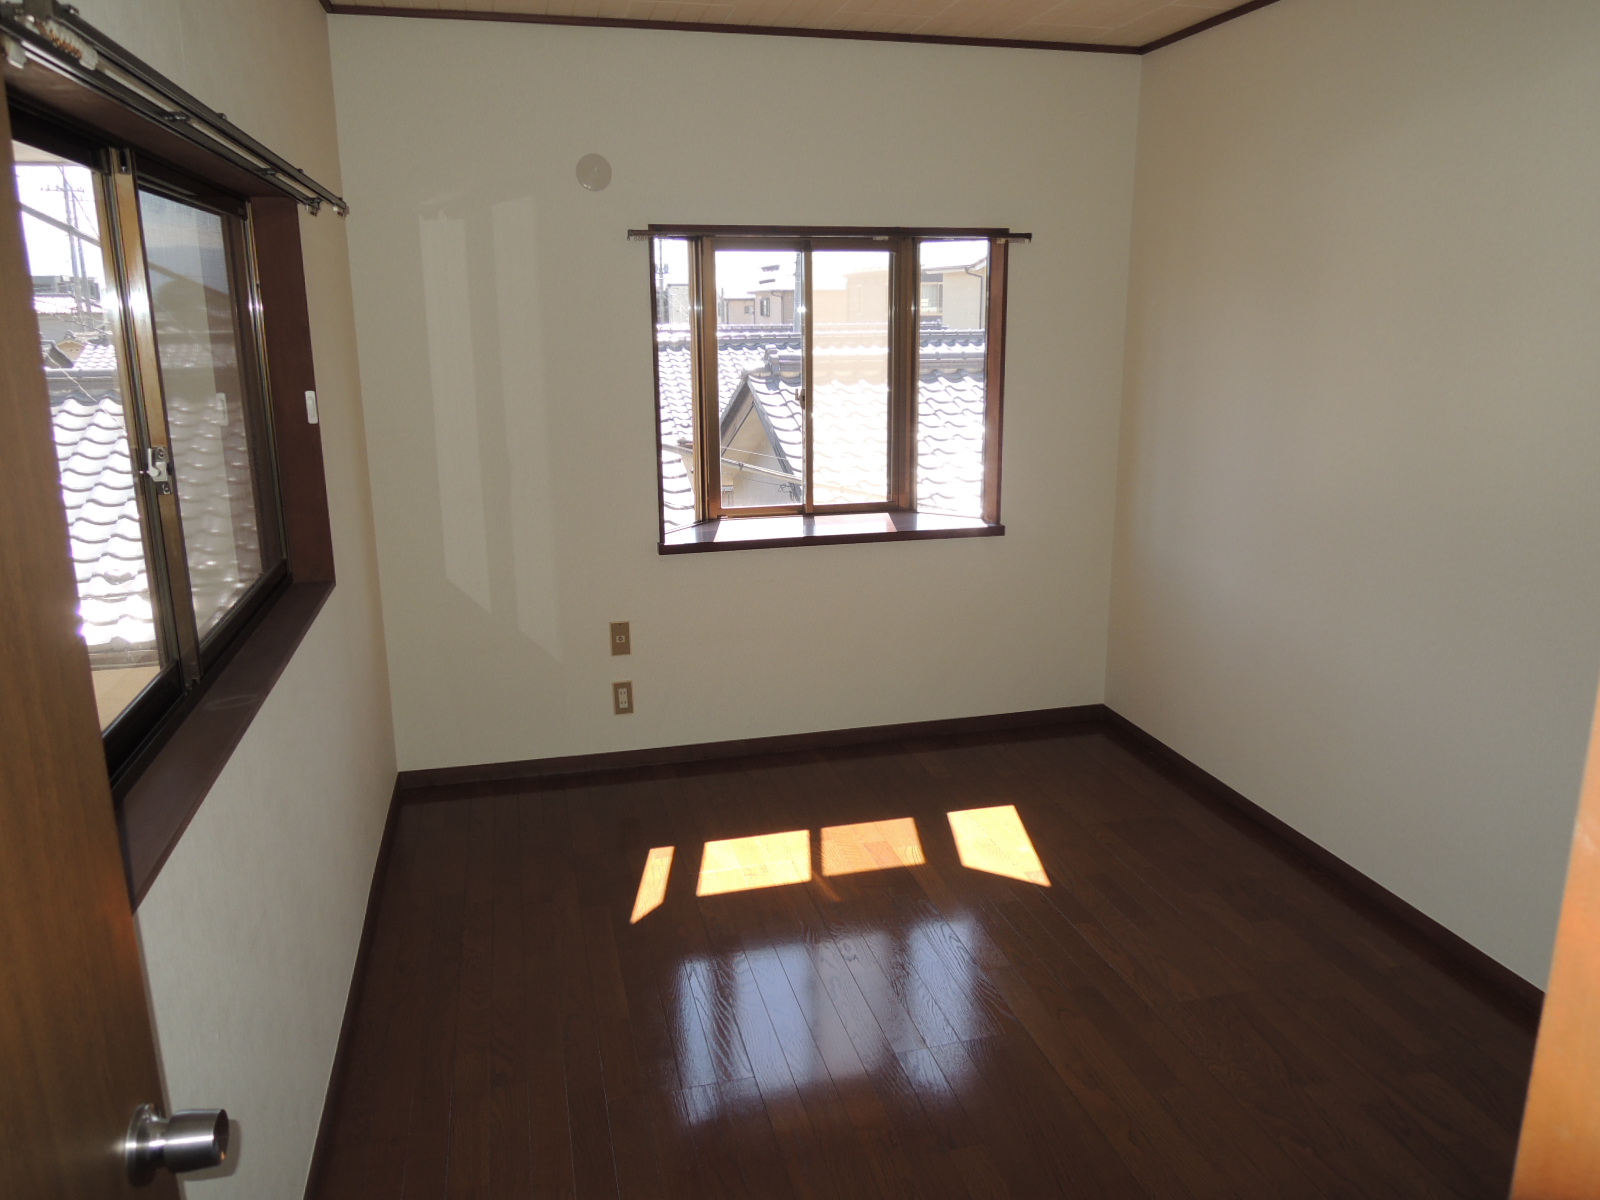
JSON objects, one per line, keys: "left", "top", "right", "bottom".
{"left": 916, "top": 366, "right": 988, "bottom": 516}
{"left": 163, "top": 388, "right": 262, "bottom": 637}
{"left": 65, "top": 340, "right": 119, "bottom": 373}
{"left": 716, "top": 328, "right": 786, "bottom": 412}
{"left": 655, "top": 326, "right": 989, "bottom": 525}
{"left": 52, "top": 393, "right": 156, "bottom": 651}
{"left": 653, "top": 342, "right": 697, "bottom": 529}
{"left": 50, "top": 372, "right": 262, "bottom": 652}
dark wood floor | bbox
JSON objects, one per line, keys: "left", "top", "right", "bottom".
{"left": 312, "top": 728, "right": 1535, "bottom": 1199}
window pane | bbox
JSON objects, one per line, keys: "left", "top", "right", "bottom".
{"left": 139, "top": 190, "right": 266, "bottom": 640}
{"left": 811, "top": 248, "right": 891, "bottom": 506}
{"left": 714, "top": 247, "right": 804, "bottom": 509}
{"left": 652, "top": 237, "right": 696, "bottom": 531}
{"left": 15, "top": 144, "right": 165, "bottom": 729}
{"left": 916, "top": 240, "right": 989, "bottom": 518}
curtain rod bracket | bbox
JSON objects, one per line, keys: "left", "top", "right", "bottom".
{"left": 0, "top": 0, "right": 348, "bottom": 216}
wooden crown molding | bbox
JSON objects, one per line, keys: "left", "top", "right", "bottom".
{"left": 317, "top": 0, "right": 1284, "bottom": 56}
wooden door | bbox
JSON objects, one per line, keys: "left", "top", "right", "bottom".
{"left": 1511, "top": 681, "right": 1600, "bottom": 1198}
{"left": 0, "top": 89, "right": 179, "bottom": 1198}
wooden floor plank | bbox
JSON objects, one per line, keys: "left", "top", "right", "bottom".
{"left": 399, "top": 802, "right": 473, "bottom": 1200}
{"left": 486, "top": 794, "right": 533, "bottom": 1198}
{"left": 517, "top": 792, "right": 578, "bottom": 1199}
{"left": 320, "top": 800, "right": 436, "bottom": 1200}
{"left": 445, "top": 798, "right": 496, "bottom": 1198}
{"left": 555, "top": 798, "right": 622, "bottom": 1200}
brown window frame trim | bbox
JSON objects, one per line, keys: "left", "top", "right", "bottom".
{"left": 3, "top": 64, "right": 337, "bottom": 907}
{"left": 660, "top": 511, "right": 1003, "bottom": 554}
{"left": 650, "top": 225, "right": 1011, "bottom": 552}
{"left": 634, "top": 225, "right": 1032, "bottom": 241}
{"left": 118, "top": 578, "right": 333, "bottom": 904}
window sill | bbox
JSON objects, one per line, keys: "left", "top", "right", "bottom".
{"left": 660, "top": 511, "right": 1003, "bottom": 554}
{"left": 115, "top": 579, "right": 334, "bottom": 905}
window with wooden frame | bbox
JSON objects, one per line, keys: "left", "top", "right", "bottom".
{"left": 648, "top": 226, "right": 1022, "bottom": 553}
{"left": 3, "top": 0, "right": 342, "bottom": 902}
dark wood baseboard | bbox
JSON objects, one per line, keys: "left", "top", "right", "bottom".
{"left": 396, "top": 704, "right": 1109, "bottom": 798}
{"left": 301, "top": 779, "right": 402, "bottom": 1200}
{"left": 1099, "top": 709, "right": 1545, "bottom": 1032}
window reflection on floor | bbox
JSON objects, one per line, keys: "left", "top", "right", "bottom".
{"left": 947, "top": 805, "right": 1051, "bottom": 886}
{"left": 668, "top": 916, "right": 986, "bottom": 1122}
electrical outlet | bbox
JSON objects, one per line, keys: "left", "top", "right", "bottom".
{"left": 613, "top": 681, "right": 634, "bottom": 715}
{"left": 610, "top": 621, "right": 631, "bottom": 656}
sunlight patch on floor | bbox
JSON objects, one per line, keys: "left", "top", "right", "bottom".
{"left": 634, "top": 807, "right": 1049, "bottom": 919}
{"left": 947, "top": 804, "right": 1050, "bottom": 886}
{"left": 821, "top": 817, "right": 925, "bottom": 877}
{"left": 631, "top": 846, "right": 675, "bottom": 923}
{"left": 696, "top": 829, "right": 812, "bottom": 896}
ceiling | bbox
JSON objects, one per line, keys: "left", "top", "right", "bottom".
{"left": 323, "top": 0, "right": 1271, "bottom": 51}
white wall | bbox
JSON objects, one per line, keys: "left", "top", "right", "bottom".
{"left": 63, "top": 2, "right": 398, "bottom": 1197}
{"left": 328, "top": 18, "right": 1141, "bottom": 773}
{"left": 1109, "top": 0, "right": 1600, "bottom": 984}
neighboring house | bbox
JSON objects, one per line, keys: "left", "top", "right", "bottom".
{"left": 33, "top": 289, "right": 104, "bottom": 347}
{"left": 654, "top": 281, "right": 690, "bottom": 323}
{"left": 813, "top": 255, "right": 988, "bottom": 329}
{"left": 920, "top": 255, "right": 987, "bottom": 329}
{"left": 655, "top": 325, "right": 988, "bottom": 524}
{"left": 717, "top": 286, "right": 794, "bottom": 325}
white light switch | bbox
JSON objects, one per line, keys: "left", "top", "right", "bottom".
{"left": 305, "top": 389, "right": 319, "bottom": 424}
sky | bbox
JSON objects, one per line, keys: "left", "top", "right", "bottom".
{"left": 15, "top": 154, "right": 222, "bottom": 302}
{"left": 14, "top": 160, "right": 105, "bottom": 284}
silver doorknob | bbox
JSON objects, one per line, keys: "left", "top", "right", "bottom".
{"left": 126, "top": 1104, "right": 230, "bottom": 1184}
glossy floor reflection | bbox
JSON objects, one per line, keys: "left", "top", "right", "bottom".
{"left": 314, "top": 729, "right": 1535, "bottom": 1200}
{"left": 670, "top": 914, "right": 988, "bottom": 1119}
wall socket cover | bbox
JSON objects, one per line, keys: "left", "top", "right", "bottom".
{"left": 610, "top": 621, "right": 631, "bottom": 655}
{"left": 612, "top": 681, "right": 633, "bottom": 715}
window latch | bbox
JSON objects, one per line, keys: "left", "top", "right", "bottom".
{"left": 143, "top": 446, "right": 173, "bottom": 494}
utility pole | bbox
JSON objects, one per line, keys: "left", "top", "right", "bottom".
{"left": 41, "top": 166, "right": 90, "bottom": 317}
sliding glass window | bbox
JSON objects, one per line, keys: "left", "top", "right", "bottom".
{"left": 651, "top": 227, "right": 1010, "bottom": 541}
{"left": 13, "top": 121, "right": 284, "bottom": 767}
